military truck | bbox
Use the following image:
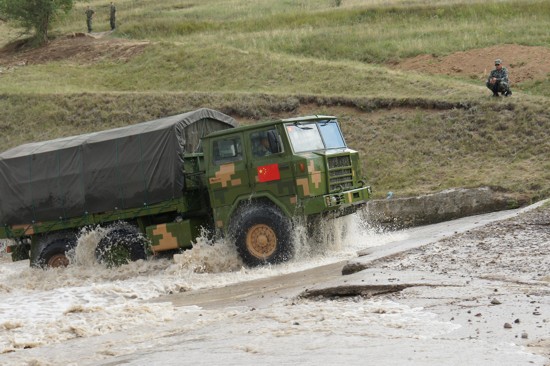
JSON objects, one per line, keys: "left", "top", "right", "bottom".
{"left": 0, "top": 108, "right": 370, "bottom": 268}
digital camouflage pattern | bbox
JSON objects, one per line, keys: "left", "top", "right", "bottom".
{"left": 487, "top": 67, "right": 509, "bottom": 86}
{"left": 208, "top": 163, "right": 242, "bottom": 188}
{"left": 486, "top": 65, "right": 511, "bottom": 95}
{"left": 147, "top": 219, "right": 201, "bottom": 252}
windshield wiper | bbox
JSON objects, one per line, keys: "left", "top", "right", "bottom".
{"left": 319, "top": 119, "right": 335, "bottom": 127}
{"left": 294, "top": 122, "right": 313, "bottom": 130}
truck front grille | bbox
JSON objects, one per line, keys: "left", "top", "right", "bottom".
{"left": 328, "top": 155, "right": 351, "bottom": 168}
{"left": 327, "top": 155, "right": 353, "bottom": 192}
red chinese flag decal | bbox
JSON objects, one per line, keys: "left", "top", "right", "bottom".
{"left": 257, "top": 163, "right": 280, "bottom": 183}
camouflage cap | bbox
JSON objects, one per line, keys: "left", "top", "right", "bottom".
{"left": 494, "top": 59, "right": 502, "bottom": 65}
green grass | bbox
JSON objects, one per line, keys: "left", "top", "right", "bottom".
{"left": 1, "top": 0, "right": 550, "bottom": 201}
{"left": 0, "top": 42, "right": 478, "bottom": 98}
{"left": 186, "top": 1, "right": 550, "bottom": 63}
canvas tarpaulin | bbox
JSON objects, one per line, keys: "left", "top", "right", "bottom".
{"left": 0, "top": 108, "right": 237, "bottom": 226}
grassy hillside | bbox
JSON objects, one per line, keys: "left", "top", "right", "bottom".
{"left": 0, "top": 0, "right": 549, "bottom": 200}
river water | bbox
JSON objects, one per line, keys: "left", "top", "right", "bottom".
{"left": 1, "top": 210, "right": 546, "bottom": 365}
{"left": 0, "top": 215, "right": 404, "bottom": 360}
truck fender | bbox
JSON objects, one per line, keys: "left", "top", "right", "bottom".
{"left": 226, "top": 192, "right": 293, "bottom": 228}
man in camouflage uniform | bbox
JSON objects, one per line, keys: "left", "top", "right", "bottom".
{"left": 110, "top": 2, "right": 116, "bottom": 31}
{"left": 85, "top": 6, "right": 95, "bottom": 33}
{"left": 486, "top": 58, "right": 512, "bottom": 97}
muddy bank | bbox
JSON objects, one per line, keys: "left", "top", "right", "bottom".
{"left": 364, "top": 187, "right": 530, "bottom": 229}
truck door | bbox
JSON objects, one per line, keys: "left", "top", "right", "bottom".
{"left": 246, "top": 127, "right": 295, "bottom": 198}
{"left": 207, "top": 133, "right": 250, "bottom": 209}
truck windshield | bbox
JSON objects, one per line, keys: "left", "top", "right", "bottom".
{"left": 285, "top": 120, "right": 346, "bottom": 153}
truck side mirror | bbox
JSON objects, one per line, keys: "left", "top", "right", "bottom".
{"left": 267, "top": 130, "right": 280, "bottom": 153}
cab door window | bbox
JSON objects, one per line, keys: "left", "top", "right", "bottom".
{"left": 213, "top": 136, "right": 242, "bottom": 165}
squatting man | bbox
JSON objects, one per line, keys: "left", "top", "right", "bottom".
{"left": 486, "top": 58, "right": 512, "bottom": 97}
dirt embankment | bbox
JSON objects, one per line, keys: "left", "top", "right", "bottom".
{"left": 0, "top": 33, "right": 148, "bottom": 69}
{"left": 391, "top": 44, "right": 550, "bottom": 85}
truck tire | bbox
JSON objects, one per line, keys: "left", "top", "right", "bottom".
{"left": 230, "top": 203, "right": 293, "bottom": 267}
{"left": 36, "top": 234, "right": 77, "bottom": 268}
{"left": 95, "top": 225, "right": 148, "bottom": 267}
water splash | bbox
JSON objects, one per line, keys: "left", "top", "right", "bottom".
{"left": 291, "top": 211, "right": 393, "bottom": 263}
{"left": 173, "top": 228, "right": 244, "bottom": 273}
{"left": 68, "top": 225, "right": 107, "bottom": 266}
{"left": 2, "top": 212, "right": 399, "bottom": 294}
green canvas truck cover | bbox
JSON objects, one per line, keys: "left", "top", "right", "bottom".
{"left": 0, "top": 108, "right": 237, "bottom": 226}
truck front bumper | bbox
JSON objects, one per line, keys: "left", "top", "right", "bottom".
{"left": 301, "top": 185, "right": 371, "bottom": 216}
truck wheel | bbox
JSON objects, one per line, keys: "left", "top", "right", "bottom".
{"left": 231, "top": 203, "right": 293, "bottom": 267}
{"left": 37, "top": 235, "right": 77, "bottom": 268}
{"left": 95, "top": 225, "right": 148, "bottom": 267}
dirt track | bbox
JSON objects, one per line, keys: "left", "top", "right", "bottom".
{"left": 0, "top": 33, "right": 148, "bottom": 67}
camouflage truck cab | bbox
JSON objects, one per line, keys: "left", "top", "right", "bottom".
{"left": 202, "top": 115, "right": 370, "bottom": 266}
